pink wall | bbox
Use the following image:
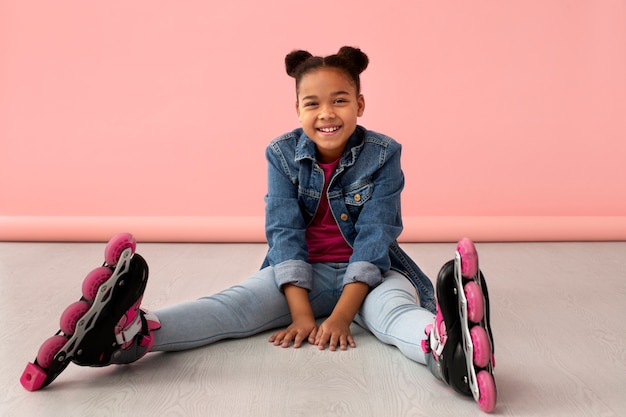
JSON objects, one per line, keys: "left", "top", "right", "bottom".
{"left": 1, "top": 1, "right": 625, "bottom": 242}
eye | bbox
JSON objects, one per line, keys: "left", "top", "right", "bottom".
{"left": 303, "top": 101, "right": 318, "bottom": 108}
{"left": 334, "top": 98, "right": 348, "bottom": 104}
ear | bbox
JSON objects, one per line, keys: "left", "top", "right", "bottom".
{"left": 357, "top": 94, "right": 365, "bottom": 117}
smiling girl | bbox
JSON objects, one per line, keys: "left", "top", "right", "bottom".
{"left": 22, "top": 46, "right": 497, "bottom": 413}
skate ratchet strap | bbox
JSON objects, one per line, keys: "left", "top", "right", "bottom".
{"left": 115, "top": 315, "right": 143, "bottom": 345}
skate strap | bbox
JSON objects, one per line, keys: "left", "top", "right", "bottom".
{"left": 431, "top": 330, "right": 446, "bottom": 357}
{"left": 115, "top": 315, "right": 143, "bottom": 345}
{"left": 142, "top": 309, "right": 162, "bottom": 331}
{"left": 430, "top": 322, "right": 447, "bottom": 358}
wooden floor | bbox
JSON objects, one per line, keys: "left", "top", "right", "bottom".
{"left": 1, "top": 241, "right": 625, "bottom": 416}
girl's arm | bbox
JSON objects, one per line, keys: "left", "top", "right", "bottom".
{"left": 269, "top": 284, "right": 317, "bottom": 348}
{"left": 311, "top": 281, "right": 369, "bottom": 351}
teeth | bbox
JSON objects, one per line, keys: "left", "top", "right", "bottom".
{"left": 319, "top": 127, "right": 339, "bottom": 132}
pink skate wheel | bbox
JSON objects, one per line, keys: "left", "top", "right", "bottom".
{"left": 476, "top": 370, "right": 497, "bottom": 413}
{"left": 470, "top": 325, "right": 491, "bottom": 368}
{"left": 464, "top": 281, "right": 485, "bottom": 323}
{"left": 456, "top": 238, "right": 478, "bottom": 278}
{"left": 36, "top": 335, "right": 68, "bottom": 369}
{"left": 82, "top": 266, "right": 113, "bottom": 300}
{"left": 104, "top": 233, "right": 136, "bottom": 266}
{"left": 21, "top": 362, "right": 48, "bottom": 391}
{"left": 60, "top": 300, "right": 91, "bottom": 335}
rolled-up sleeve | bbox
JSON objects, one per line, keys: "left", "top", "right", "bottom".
{"left": 274, "top": 259, "right": 313, "bottom": 291}
{"left": 342, "top": 261, "right": 383, "bottom": 288}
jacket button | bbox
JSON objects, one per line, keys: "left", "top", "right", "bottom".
{"left": 354, "top": 194, "right": 361, "bottom": 202}
{"left": 340, "top": 213, "right": 348, "bottom": 221}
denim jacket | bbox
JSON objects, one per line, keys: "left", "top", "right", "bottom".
{"left": 261, "top": 125, "right": 435, "bottom": 313}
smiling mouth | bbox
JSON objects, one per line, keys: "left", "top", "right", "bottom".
{"left": 317, "top": 126, "right": 341, "bottom": 133}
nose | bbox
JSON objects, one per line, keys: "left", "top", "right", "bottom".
{"left": 318, "top": 104, "right": 335, "bottom": 120}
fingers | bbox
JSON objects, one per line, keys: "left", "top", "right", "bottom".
{"left": 269, "top": 324, "right": 356, "bottom": 351}
{"left": 269, "top": 330, "right": 294, "bottom": 348}
{"left": 269, "top": 328, "right": 313, "bottom": 348}
{"left": 308, "top": 327, "right": 318, "bottom": 345}
{"left": 314, "top": 329, "right": 356, "bottom": 351}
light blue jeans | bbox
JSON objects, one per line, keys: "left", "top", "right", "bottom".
{"left": 152, "top": 263, "right": 434, "bottom": 365}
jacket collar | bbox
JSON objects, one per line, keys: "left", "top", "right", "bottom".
{"left": 294, "top": 126, "right": 365, "bottom": 169}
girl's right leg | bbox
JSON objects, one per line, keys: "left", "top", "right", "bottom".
{"left": 20, "top": 238, "right": 339, "bottom": 391}
{"left": 153, "top": 262, "right": 346, "bottom": 351}
{"left": 152, "top": 266, "right": 293, "bottom": 352}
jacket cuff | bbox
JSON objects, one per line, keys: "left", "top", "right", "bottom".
{"left": 343, "top": 261, "right": 383, "bottom": 288}
{"left": 274, "top": 259, "right": 313, "bottom": 291}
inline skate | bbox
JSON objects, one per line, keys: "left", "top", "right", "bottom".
{"left": 20, "top": 233, "right": 160, "bottom": 391}
{"left": 422, "top": 238, "right": 497, "bottom": 413}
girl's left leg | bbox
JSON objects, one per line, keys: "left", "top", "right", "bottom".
{"left": 354, "top": 271, "right": 433, "bottom": 365}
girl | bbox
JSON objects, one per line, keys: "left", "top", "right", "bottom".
{"left": 21, "top": 47, "right": 496, "bottom": 413}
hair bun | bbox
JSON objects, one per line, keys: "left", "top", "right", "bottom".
{"left": 285, "top": 50, "right": 313, "bottom": 77}
{"left": 337, "top": 46, "right": 369, "bottom": 74}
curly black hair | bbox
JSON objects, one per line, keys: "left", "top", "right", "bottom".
{"left": 285, "top": 46, "right": 369, "bottom": 96}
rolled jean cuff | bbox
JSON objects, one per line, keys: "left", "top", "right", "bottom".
{"left": 343, "top": 261, "right": 383, "bottom": 288}
{"left": 274, "top": 259, "right": 313, "bottom": 291}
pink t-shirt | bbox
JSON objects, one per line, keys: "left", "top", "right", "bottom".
{"left": 306, "top": 159, "right": 353, "bottom": 263}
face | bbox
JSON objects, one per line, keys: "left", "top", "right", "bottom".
{"left": 296, "top": 67, "right": 365, "bottom": 163}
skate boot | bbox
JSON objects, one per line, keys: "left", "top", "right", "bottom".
{"left": 421, "top": 238, "right": 497, "bottom": 413}
{"left": 20, "top": 233, "right": 161, "bottom": 391}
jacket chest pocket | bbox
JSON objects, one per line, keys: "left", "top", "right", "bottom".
{"left": 343, "top": 182, "right": 373, "bottom": 216}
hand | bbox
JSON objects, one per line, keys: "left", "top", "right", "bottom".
{"left": 311, "top": 314, "right": 356, "bottom": 351}
{"left": 310, "top": 281, "right": 368, "bottom": 351}
{"left": 269, "top": 318, "right": 317, "bottom": 348}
